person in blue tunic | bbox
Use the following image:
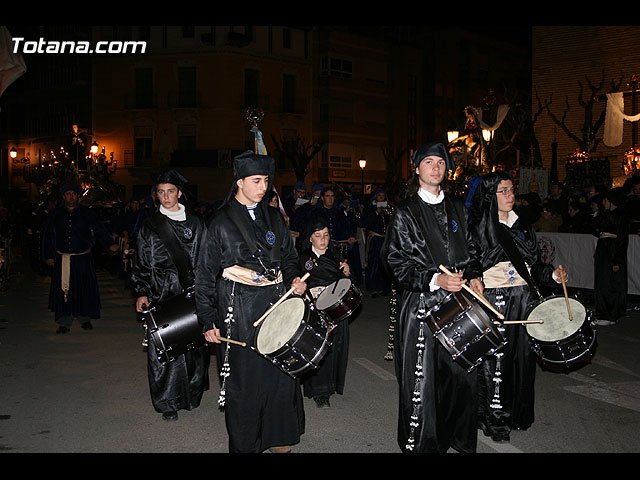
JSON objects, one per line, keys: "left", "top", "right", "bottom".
{"left": 42, "top": 184, "right": 119, "bottom": 333}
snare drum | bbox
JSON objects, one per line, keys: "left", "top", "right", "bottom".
{"left": 426, "top": 291, "right": 506, "bottom": 372}
{"left": 525, "top": 296, "right": 596, "bottom": 367}
{"left": 254, "top": 297, "right": 332, "bottom": 378}
{"left": 143, "top": 290, "right": 206, "bottom": 365}
{"left": 314, "top": 278, "right": 362, "bottom": 324}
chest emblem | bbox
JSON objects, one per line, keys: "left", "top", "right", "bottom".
{"left": 265, "top": 230, "right": 276, "bottom": 245}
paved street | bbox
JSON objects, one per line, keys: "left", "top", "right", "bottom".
{"left": 1, "top": 250, "right": 640, "bottom": 454}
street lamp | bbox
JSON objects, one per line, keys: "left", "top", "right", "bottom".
{"left": 359, "top": 155, "right": 367, "bottom": 196}
{"left": 9, "top": 147, "right": 17, "bottom": 159}
{"left": 90, "top": 141, "right": 99, "bottom": 155}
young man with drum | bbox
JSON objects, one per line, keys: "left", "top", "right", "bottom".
{"left": 195, "top": 151, "right": 307, "bottom": 453}
{"left": 299, "top": 216, "right": 355, "bottom": 408}
{"left": 132, "top": 170, "right": 210, "bottom": 422}
{"left": 385, "top": 142, "right": 485, "bottom": 453}
{"left": 470, "top": 171, "right": 567, "bottom": 443}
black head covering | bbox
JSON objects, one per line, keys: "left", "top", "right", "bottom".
{"left": 156, "top": 169, "right": 188, "bottom": 201}
{"left": 470, "top": 170, "right": 514, "bottom": 249}
{"left": 302, "top": 216, "right": 335, "bottom": 252}
{"left": 233, "top": 150, "right": 275, "bottom": 180}
{"left": 411, "top": 142, "right": 455, "bottom": 172}
{"left": 59, "top": 184, "right": 82, "bottom": 195}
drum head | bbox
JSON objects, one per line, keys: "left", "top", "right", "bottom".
{"left": 315, "top": 278, "right": 352, "bottom": 310}
{"left": 526, "top": 297, "right": 587, "bottom": 342}
{"left": 256, "top": 297, "right": 305, "bottom": 354}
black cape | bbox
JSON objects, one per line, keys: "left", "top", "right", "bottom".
{"left": 470, "top": 171, "right": 555, "bottom": 439}
{"left": 195, "top": 198, "right": 305, "bottom": 453}
{"left": 42, "top": 203, "right": 116, "bottom": 320}
{"left": 385, "top": 192, "right": 483, "bottom": 453}
{"left": 594, "top": 208, "right": 629, "bottom": 322}
{"left": 132, "top": 209, "right": 210, "bottom": 414}
{"left": 299, "top": 245, "right": 349, "bottom": 399}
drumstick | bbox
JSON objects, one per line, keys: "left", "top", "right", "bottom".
{"left": 438, "top": 265, "right": 504, "bottom": 320}
{"left": 218, "top": 336, "right": 247, "bottom": 347}
{"left": 558, "top": 265, "right": 573, "bottom": 321}
{"left": 253, "top": 272, "right": 311, "bottom": 327}
{"left": 494, "top": 320, "right": 544, "bottom": 325}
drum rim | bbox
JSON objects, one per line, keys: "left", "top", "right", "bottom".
{"left": 255, "top": 297, "right": 308, "bottom": 354}
{"left": 525, "top": 296, "right": 588, "bottom": 341}
{"left": 315, "top": 278, "right": 353, "bottom": 309}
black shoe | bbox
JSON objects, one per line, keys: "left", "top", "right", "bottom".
{"left": 56, "top": 326, "right": 70, "bottom": 334}
{"left": 491, "top": 432, "right": 510, "bottom": 443}
{"left": 162, "top": 411, "right": 178, "bottom": 421}
{"left": 314, "top": 396, "right": 331, "bottom": 408}
{"left": 81, "top": 321, "right": 93, "bottom": 330}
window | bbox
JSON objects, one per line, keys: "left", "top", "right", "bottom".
{"left": 177, "top": 125, "right": 197, "bottom": 150}
{"left": 135, "top": 68, "right": 153, "bottom": 108}
{"left": 329, "top": 155, "right": 352, "bottom": 169}
{"left": 181, "top": 26, "right": 195, "bottom": 38}
{"left": 178, "top": 67, "right": 197, "bottom": 107}
{"left": 321, "top": 56, "right": 352, "bottom": 79}
{"left": 283, "top": 28, "right": 291, "bottom": 48}
{"left": 134, "top": 126, "right": 153, "bottom": 167}
{"left": 282, "top": 74, "right": 295, "bottom": 113}
{"left": 244, "top": 69, "right": 259, "bottom": 107}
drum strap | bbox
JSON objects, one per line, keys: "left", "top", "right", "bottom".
{"left": 222, "top": 202, "right": 282, "bottom": 265}
{"left": 496, "top": 225, "right": 543, "bottom": 301}
{"left": 148, "top": 212, "right": 195, "bottom": 290}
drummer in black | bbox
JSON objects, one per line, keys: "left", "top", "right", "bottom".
{"left": 195, "top": 151, "right": 307, "bottom": 453}
{"left": 470, "top": 171, "right": 567, "bottom": 443}
{"left": 299, "top": 216, "right": 352, "bottom": 408}
{"left": 385, "top": 142, "right": 484, "bottom": 453}
{"left": 132, "top": 170, "right": 210, "bottom": 422}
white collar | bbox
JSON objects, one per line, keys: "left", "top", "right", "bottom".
{"left": 160, "top": 203, "right": 186, "bottom": 221}
{"left": 312, "top": 246, "right": 326, "bottom": 257}
{"left": 418, "top": 187, "right": 444, "bottom": 204}
{"left": 499, "top": 209, "right": 518, "bottom": 228}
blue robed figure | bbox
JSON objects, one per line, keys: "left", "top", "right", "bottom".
{"left": 42, "top": 184, "right": 118, "bottom": 333}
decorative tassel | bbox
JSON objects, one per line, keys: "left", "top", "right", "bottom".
{"left": 218, "top": 283, "right": 236, "bottom": 407}
{"left": 385, "top": 287, "right": 397, "bottom": 361}
{"left": 406, "top": 293, "right": 427, "bottom": 451}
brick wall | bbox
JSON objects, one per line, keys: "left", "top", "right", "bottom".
{"left": 533, "top": 26, "right": 640, "bottom": 186}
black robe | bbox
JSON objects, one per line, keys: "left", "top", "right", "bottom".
{"left": 195, "top": 199, "right": 305, "bottom": 453}
{"left": 42, "top": 203, "right": 116, "bottom": 321}
{"left": 299, "top": 245, "right": 349, "bottom": 399}
{"left": 594, "top": 208, "right": 629, "bottom": 322}
{"left": 362, "top": 201, "right": 392, "bottom": 295}
{"left": 471, "top": 216, "right": 554, "bottom": 439}
{"left": 132, "top": 209, "right": 210, "bottom": 415}
{"left": 386, "top": 193, "right": 483, "bottom": 453}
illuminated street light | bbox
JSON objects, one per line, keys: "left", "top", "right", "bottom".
{"left": 10, "top": 147, "right": 17, "bottom": 159}
{"left": 359, "top": 155, "right": 367, "bottom": 196}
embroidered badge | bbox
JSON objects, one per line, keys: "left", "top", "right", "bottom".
{"left": 451, "top": 219, "right": 458, "bottom": 233}
{"left": 183, "top": 228, "right": 193, "bottom": 239}
{"left": 305, "top": 259, "right": 314, "bottom": 271}
{"left": 265, "top": 230, "right": 276, "bottom": 245}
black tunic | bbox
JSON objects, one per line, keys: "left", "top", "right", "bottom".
{"left": 132, "top": 209, "right": 210, "bottom": 415}
{"left": 386, "top": 193, "right": 483, "bottom": 453}
{"left": 299, "top": 245, "right": 349, "bottom": 399}
{"left": 594, "top": 208, "right": 629, "bottom": 322}
{"left": 195, "top": 199, "right": 305, "bottom": 453}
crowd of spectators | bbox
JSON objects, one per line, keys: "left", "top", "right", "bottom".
{"left": 515, "top": 175, "right": 640, "bottom": 237}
